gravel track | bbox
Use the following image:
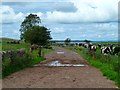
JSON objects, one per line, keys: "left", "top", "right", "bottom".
{"left": 2, "top": 46, "right": 117, "bottom": 88}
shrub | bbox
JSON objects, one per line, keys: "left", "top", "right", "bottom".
{"left": 2, "top": 52, "right": 33, "bottom": 78}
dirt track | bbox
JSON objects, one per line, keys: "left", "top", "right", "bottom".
{"left": 2, "top": 46, "right": 117, "bottom": 88}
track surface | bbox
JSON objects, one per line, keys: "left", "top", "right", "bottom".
{"left": 2, "top": 46, "right": 117, "bottom": 88}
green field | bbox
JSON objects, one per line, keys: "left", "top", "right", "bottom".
{"left": 93, "top": 42, "right": 119, "bottom": 46}
{"left": 1, "top": 43, "right": 30, "bottom": 51}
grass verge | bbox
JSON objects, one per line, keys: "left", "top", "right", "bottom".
{"left": 67, "top": 46, "right": 120, "bottom": 88}
{"left": 2, "top": 48, "right": 54, "bottom": 78}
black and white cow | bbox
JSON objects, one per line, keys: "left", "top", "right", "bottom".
{"left": 100, "top": 44, "right": 114, "bottom": 55}
{"left": 89, "top": 44, "right": 97, "bottom": 52}
{"left": 101, "top": 44, "right": 120, "bottom": 55}
{"left": 101, "top": 46, "right": 112, "bottom": 55}
{"left": 97, "top": 44, "right": 102, "bottom": 48}
{"left": 83, "top": 43, "right": 89, "bottom": 48}
{"left": 113, "top": 46, "right": 120, "bottom": 55}
{"left": 78, "top": 43, "right": 83, "bottom": 46}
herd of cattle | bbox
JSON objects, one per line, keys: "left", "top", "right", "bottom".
{"left": 4, "top": 40, "right": 120, "bottom": 56}
{"left": 59, "top": 42, "right": 120, "bottom": 55}
{"left": 1, "top": 41, "right": 120, "bottom": 61}
{"left": 77, "top": 43, "right": 120, "bottom": 55}
{"left": 7, "top": 41, "right": 20, "bottom": 44}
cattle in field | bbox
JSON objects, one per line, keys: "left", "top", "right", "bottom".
{"left": 78, "top": 43, "right": 83, "bottom": 46}
{"left": 113, "top": 46, "right": 120, "bottom": 55}
{"left": 81, "top": 42, "right": 119, "bottom": 56}
{"left": 86, "top": 43, "right": 97, "bottom": 58}
{"left": 89, "top": 44, "right": 97, "bottom": 52}
{"left": 83, "top": 43, "right": 89, "bottom": 48}
{"left": 82, "top": 43, "right": 97, "bottom": 52}
{"left": 70, "top": 43, "right": 74, "bottom": 46}
{"left": 7, "top": 40, "right": 20, "bottom": 44}
{"left": 101, "top": 46, "right": 112, "bottom": 55}
{"left": 100, "top": 44, "right": 120, "bottom": 55}
{"left": 30, "top": 44, "right": 39, "bottom": 53}
{"left": 97, "top": 44, "right": 101, "bottom": 48}
{"left": 73, "top": 43, "right": 79, "bottom": 46}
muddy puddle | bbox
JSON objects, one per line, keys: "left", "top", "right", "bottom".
{"left": 46, "top": 60, "right": 85, "bottom": 67}
{"left": 56, "top": 52, "right": 65, "bottom": 54}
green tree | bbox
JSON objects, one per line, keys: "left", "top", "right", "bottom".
{"left": 64, "top": 38, "right": 71, "bottom": 45}
{"left": 84, "top": 39, "right": 91, "bottom": 43}
{"left": 19, "top": 14, "right": 41, "bottom": 40}
{"left": 24, "top": 26, "right": 52, "bottom": 56}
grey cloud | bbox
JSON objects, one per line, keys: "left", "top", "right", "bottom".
{"left": 2, "top": 2, "right": 77, "bottom": 13}
{"left": 2, "top": 2, "right": 26, "bottom": 6}
{"left": 53, "top": 2, "right": 77, "bottom": 12}
{"left": 1, "top": 22, "right": 15, "bottom": 24}
{"left": 46, "top": 0, "right": 118, "bottom": 24}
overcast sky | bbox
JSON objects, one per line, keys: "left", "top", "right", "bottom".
{"left": 1, "top": 0, "right": 119, "bottom": 41}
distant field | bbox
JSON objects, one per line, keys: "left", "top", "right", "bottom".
{"left": 93, "top": 42, "right": 119, "bottom": 45}
{"left": 1, "top": 43, "right": 30, "bottom": 51}
{"left": 0, "top": 38, "right": 19, "bottom": 43}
